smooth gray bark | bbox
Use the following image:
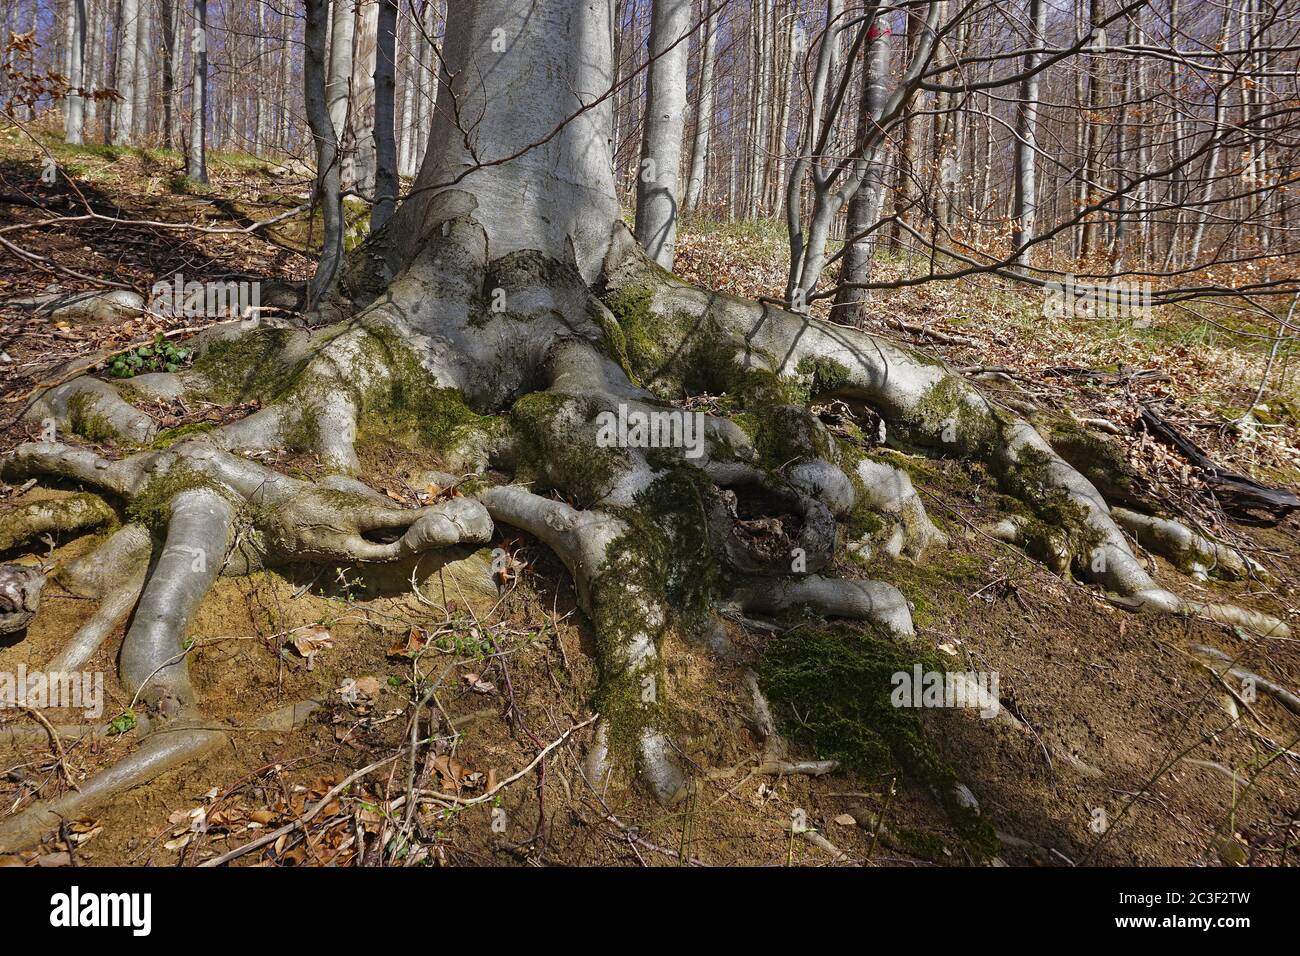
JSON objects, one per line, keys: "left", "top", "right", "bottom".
{"left": 159, "top": 0, "right": 176, "bottom": 148}
{"left": 372, "top": 0, "right": 399, "bottom": 230}
{"left": 387, "top": 0, "right": 619, "bottom": 283}
{"left": 130, "top": 1, "right": 150, "bottom": 142}
{"left": 1010, "top": 0, "right": 1046, "bottom": 269}
{"left": 64, "top": 0, "right": 88, "bottom": 144}
{"left": 186, "top": 0, "right": 207, "bottom": 183}
{"left": 682, "top": 3, "right": 718, "bottom": 213}
{"left": 306, "top": 0, "right": 344, "bottom": 309}
{"left": 349, "top": 0, "right": 380, "bottom": 191}
{"left": 111, "top": 0, "right": 139, "bottom": 145}
{"left": 326, "top": 0, "right": 354, "bottom": 144}
{"left": 831, "top": 13, "right": 892, "bottom": 322}
{"left": 634, "top": 0, "right": 693, "bottom": 269}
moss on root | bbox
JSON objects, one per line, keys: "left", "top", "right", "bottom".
{"left": 150, "top": 421, "right": 217, "bottom": 449}
{"left": 792, "top": 355, "right": 851, "bottom": 403}
{"left": 191, "top": 327, "right": 298, "bottom": 403}
{"left": 66, "top": 392, "right": 118, "bottom": 443}
{"left": 758, "top": 622, "right": 998, "bottom": 858}
{"left": 0, "top": 492, "right": 118, "bottom": 551}
{"left": 508, "top": 391, "right": 624, "bottom": 505}
{"left": 998, "top": 445, "right": 1106, "bottom": 572}
{"left": 590, "top": 469, "right": 726, "bottom": 763}
{"left": 126, "top": 463, "right": 227, "bottom": 533}
{"left": 904, "top": 377, "right": 1006, "bottom": 457}
{"left": 1040, "top": 415, "right": 1144, "bottom": 508}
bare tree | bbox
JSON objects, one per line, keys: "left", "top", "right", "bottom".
{"left": 305, "top": 0, "right": 343, "bottom": 308}
{"left": 1010, "top": 0, "right": 1046, "bottom": 269}
{"left": 63, "top": 0, "right": 88, "bottom": 144}
{"left": 634, "top": 0, "right": 693, "bottom": 268}
{"left": 111, "top": 0, "right": 139, "bottom": 145}
{"left": 371, "top": 0, "right": 399, "bottom": 230}
{"left": 682, "top": 0, "right": 718, "bottom": 213}
{"left": 186, "top": 0, "right": 206, "bottom": 182}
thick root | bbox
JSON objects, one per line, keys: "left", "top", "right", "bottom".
{"left": 0, "top": 492, "right": 116, "bottom": 552}
{"left": 0, "top": 701, "right": 318, "bottom": 853}
{"left": 1111, "top": 507, "right": 1260, "bottom": 581}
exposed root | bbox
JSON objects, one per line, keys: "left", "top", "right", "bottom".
{"left": 30, "top": 376, "right": 158, "bottom": 445}
{"left": 2, "top": 212, "right": 1290, "bottom": 842}
{"left": 731, "top": 575, "right": 914, "bottom": 637}
{"left": 1111, "top": 507, "right": 1261, "bottom": 581}
{"left": 46, "top": 524, "right": 151, "bottom": 673}
{"left": 849, "top": 457, "right": 948, "bottom": 562}
{"left": 0, "top": 564, "right": 44, "bottom": 635}
{"left": 1190, "top": 644, "right": 1300, "bottom": 716}
{"left": 0, "top": 492, "right": 116, "bottom": 552}
{"left": 0, "top": 701, "right": 318, "bottom": 853}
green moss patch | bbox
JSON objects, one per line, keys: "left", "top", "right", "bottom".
{"left": 758, "top": 622, "right": 997, "bottom": 857}
{"left": 67, "top": 392, "right": 117, "bottom": 443}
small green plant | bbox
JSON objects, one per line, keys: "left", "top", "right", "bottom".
{"left": 107, "top": 709, "right": 138, "bottom": 736}
{"left": 107, "top": 334, "right": 193, "bottom": 378}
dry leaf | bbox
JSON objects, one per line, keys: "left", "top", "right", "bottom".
{"left": 462, "top": 672, "right": 496, "bottom": 694}
{"left": 432, "top": 754, "right": 465, "bottom": 789}
{"left": 833, "top": 813, "right": 857, "bottom": 826}
{"left": 290, "top": 625, "right": 333, "bottom": 670}
{"left": 388, "top": 625, "right": 428, "bottom": 659}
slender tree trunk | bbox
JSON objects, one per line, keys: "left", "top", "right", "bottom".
{"left": 1010, "top": 0, "right": 1045, "bottom": 269}
{"left": 683, "top": 2, "right": 718, "bottom": 213}
{"left": 1187, "top": 12, "right": 1233, "bottom": 265}
{"left": 326, "top": 0, "right": 354, "bottom": 153}
{"left": 305, "top": 0, "right": 343, "bottom": 309}
{"left": 887, "top": 7, "right": 920, "bottom": 250}
{"left": 85, "top": 0, "right": 104, "bottom": 129}
{"left": 832, "top": 12, "right": 891, "bottom": 323}
{"left": 112, "top": 0, "right": 139, "bottom": 145}
{"left": 278, "top": 8, "right": 293, "bottom": 149}
{"left": 186, "top": 0, "right": 207, "bottom": 182}
{"left": 372, "top": 0, "right": 399, "bottom": 230}
{"left": 159, "top": 0, "right": 177, "bottom": 149}
{"left": 634, "top": 0, "right": 692, "bottom": 269}
{"left": 64, "top": 0, "right": 88, "bottom": 144}
{"left": 131, "top": 1, "right": 150, "bottom": 143}
{"left": 397, "top": 2, "right": 417, "bottom": 177}
{"left": 350, "top": 0, "right": 380, "bottom": 191}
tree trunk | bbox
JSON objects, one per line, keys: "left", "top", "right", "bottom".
{"left": 130, "top": 0, "right": 150, "bottom": 143}
{"left": 371, "top": 0, "right": 399, "bottom": 231}
{"left": 682, "top": 2, "right": 717, "bottom": 214}
{"left": 186, "top": 0, "right": 207, "bottom": 183}
{"left": 349, "top": 0, "right": 380, "bottom": 191}
{"left": 1010, "top": 0, "right": 1045, "bottom": 269}
{"left": 831, "top": 12, "right": 891, "bottom": 322}
{"left": 376, "top": 0, "right": 617, "bottom": 284}
{"left": 633, "top": 0, "right": 692, "bottom": 269}
{"left": 397, "top": 2, "right": 418, "bottom": 177}
{"left": 326, "top": 0, "right": 354, "bottom": 149}
{"left": 111, "top": 0, "right": 139, "bottom": 145}
{"left": 64, "top": 0, "right": 88, "bottom": 144}
{"left": 6, "top": 0, "right": 1284, "bottom": 851}
{"left": 306, "top": 0, "right": 343, "bottom": 308}
{"left": 159, "top": 0, "right": 176, "bottom": 149}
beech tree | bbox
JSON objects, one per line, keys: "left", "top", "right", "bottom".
{"left": 2, "top": 0, "right": 1290, "bottom": 851}
{"left": 186, "top": 0, "right": 207, "bottom": 183}
{"left": 634, "top": 0, "right": 692, "bottom": 269}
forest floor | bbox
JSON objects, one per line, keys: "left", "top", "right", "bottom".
{"left": 2, "top": 128, "right": 1299, "bottom": 867}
